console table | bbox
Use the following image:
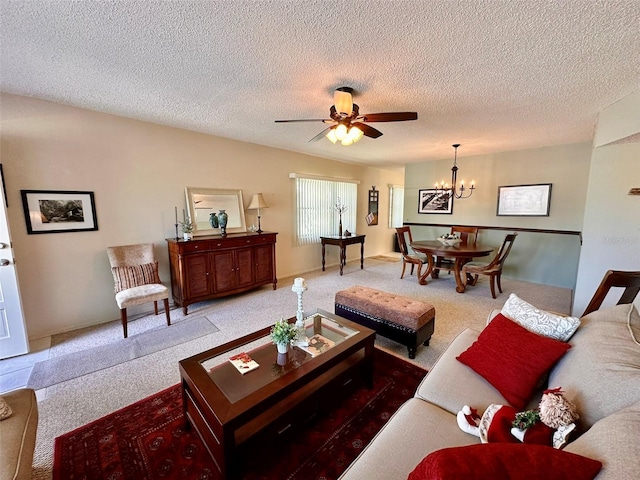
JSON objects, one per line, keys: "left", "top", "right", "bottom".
{"left": 167, "top": 232, "right": 277, "bottom": 314}
{"left": 320, "top": 234, "right": 366, "bottom": 276}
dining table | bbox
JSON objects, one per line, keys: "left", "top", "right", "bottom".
{"left": 410, "top": 240, "right": 494, "bottom": 293}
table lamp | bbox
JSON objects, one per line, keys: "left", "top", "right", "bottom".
{"left": 248, "top": 193, "right": 269, "bottom": 233}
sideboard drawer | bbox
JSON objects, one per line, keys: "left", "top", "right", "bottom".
{"left": 182, "top": 240, "right": 211, "bottom": 253}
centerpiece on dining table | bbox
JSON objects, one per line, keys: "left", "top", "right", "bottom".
{"left": 438, "top": 233, "right": 462, "bottom": 246}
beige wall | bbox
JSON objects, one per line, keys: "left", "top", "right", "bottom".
{"left": 0, "top": 94, "right": 404, "bottom": 339}
{"left": 403, "top": 143, "right": 592, "bottom": 288}
{"left": 573, "top": 90, "right": 640, "bottom": 315}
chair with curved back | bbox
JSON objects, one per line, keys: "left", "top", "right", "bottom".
{"left": 107, "top": 243, "right": 171, "bottom": 338}
{"left": 395, "top": 226, "right": 428, "bottom": 280}
{"left": 462, "top": 233, "right": 518, "bottom": 298}
{"left": 582, "top": 270, "right": 640, "bottom": 316}
{"left": 434, "top": 226, "right": 479, "bottom": 275}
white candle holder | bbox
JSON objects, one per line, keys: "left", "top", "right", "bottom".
{"left": 291, "top": 277, "right": 308, "bottom": 346}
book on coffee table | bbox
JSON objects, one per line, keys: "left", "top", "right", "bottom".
{"left": 228, "top": 352, "right": 259, "bottom": 374}
{"left": 297, "top": 334, "right": 335, "bottom": 357}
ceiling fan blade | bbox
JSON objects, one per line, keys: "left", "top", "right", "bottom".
{"left": 275, "top": 118, "right": 332, "bottom": 123}
{"left": 334, "top": 88, "right": 353, "bottom": 115}
{"left": 309, "top": 126, "right": 334, "bottom": 142}
{"left": 353, "top": 122, "right": 383, "bottom": 139}
{"left": 360, "top": 112, "right": 418, "bottom": 122}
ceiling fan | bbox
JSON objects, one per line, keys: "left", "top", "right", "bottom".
{"left": 275, "top": 87, "right": 418, "bottom": 146}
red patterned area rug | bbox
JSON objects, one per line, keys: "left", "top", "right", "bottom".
{"left": 53, "top": 348, "right": 426, "bottom": 480}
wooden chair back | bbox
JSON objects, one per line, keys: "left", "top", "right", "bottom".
{"left": 395, "top": 227, "right": 413, "bottom": 257}
{"left": 451, "top": 226, "right": 478, "bottom": 247}
{"left": 582, "top": 270, "right": 640, "bottom": 316}
{"left": 485, "top": 233, "right": 518, "bottom": 270}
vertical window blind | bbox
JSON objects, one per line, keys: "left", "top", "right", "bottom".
{"left": 294, "top": 177, "right": 357, "bottom": 245}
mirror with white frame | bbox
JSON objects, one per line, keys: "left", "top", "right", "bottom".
{"left": 185, "top": 187, "right": 247, "bottom": 236}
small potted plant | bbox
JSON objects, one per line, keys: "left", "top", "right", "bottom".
{"left": 180, "top": 219, "right": 194, "bottom": 240}
{"left": 270, "top": 318, "right": 298, "bottom": 354}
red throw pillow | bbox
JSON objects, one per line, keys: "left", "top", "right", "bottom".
{"left": 408, "top": 444, "right": 602, "bottom": 480}
{"left": 456, "top": 313, "right": 570, "bottom": 409}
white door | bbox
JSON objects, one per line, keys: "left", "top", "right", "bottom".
{"left": 0, "top": 168, "right": 28, "bottom": 359}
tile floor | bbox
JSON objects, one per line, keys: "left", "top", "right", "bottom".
{"left": 0, "top": 336, "right": 52, "bottom": 397}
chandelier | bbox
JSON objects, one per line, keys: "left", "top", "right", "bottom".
{"left": 435, "top": 144, "right": 475, "bottom": 199}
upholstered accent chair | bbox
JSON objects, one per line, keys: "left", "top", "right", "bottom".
{"left": 462, "top": 233, "right": 518, "bottom": 298}
{"left": 396, "top": 227, "right": 428, "bottom": 279}
{"left": 107, "top": 243, "right": 171, "bottom": 338}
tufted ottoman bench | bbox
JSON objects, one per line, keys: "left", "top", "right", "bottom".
{"left": 335, "top": 285, "right": 435, "bottom": 359}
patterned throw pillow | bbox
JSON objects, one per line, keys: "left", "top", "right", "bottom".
{"left": 0, "top": 396, "right": 12, "bottom": 420}
{"left": 111, "top": 261, "right": 161, "bottom": 293}
{"left": 501, "top": 293, "right": 581, "bottom": 342}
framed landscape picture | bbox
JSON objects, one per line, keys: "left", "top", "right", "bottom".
{"left": 497, "top": 183, "right": 552, "bottom": 216}
{"left": 21, "top": 190, "right": 98, "bottom": 234}
{"left": 418, "top": 189, "right": 453, "bottom": 214}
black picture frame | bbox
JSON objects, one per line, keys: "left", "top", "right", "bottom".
{"left": 496, "top": 183, "right": 552, "bottom": 216}
{"left": 418, "top": 189, "right": 453, "bottom": 214}
{"left": 21, "top": 190, "right": 98, "bottom": 234}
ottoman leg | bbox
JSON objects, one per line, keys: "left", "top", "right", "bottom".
{"left": 408, "top": 346, "right": 417, "bottom": 359}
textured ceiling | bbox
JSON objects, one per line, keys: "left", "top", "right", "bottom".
{"left": 1, "top": 1, "right": 639, "bottom": 166}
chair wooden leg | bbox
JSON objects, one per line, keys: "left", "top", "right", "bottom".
{"left": 120, "top": 308, "right": 128, "bottom": 338}
{"left": 497, "top": 273, "right": 503, "bottom": 293}
{"left": 410, "top": 263, "right": 415, "bottom": 275}
{"left": 400, "top": 260, "right": 407, "bottom": 279}
{"left": 154, "top": 300, "right": 159, "bottom": 315}
{"left": 416, "top": 262, "right": 423, "bottom": 280}
{"left": 164, "top": 298, "right": 171, "bottom": 326}
{"left": 489, "top": 275, "right": 497, "bottom": 299}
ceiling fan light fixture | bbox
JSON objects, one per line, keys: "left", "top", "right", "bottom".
{"left": 334, "top": 88, "right": 353, "bottom": 115}
{"left": 334, "top": 124, "right": 348, "bottom": 141}
{"left": 326, "top": 128, "right": 338, "bottom": 144}
{"left": 347, "top": 125, "right": 364, "bottom": 143}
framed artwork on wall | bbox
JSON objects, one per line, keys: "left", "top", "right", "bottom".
{"left": 418, "top": 189, "right": 453, "bottom": 214}
{"left": 497, "top": 183, "right": 552, "bottom": 216}
{"left": 20, "top": 190, "right": 98, "bottom": 234}
{"left": 366, "top": 186, "right": 379, "bottom": 225}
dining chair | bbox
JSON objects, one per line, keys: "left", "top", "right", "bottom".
{"left": 462, "top": 233, "right": 518, "bottom": 298}
{"left": 107, "top": 243, "right": 171, "bottom": 338}
{"left": 395, "top": 227, "right": 428, "bottom": 279}
{"left": 435, "top": 226, "right": 479, "bottom": 274}
{"left": 582, "top": 270, "right": 640, "bottom": 316}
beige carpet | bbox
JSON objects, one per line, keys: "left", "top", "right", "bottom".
{"left": 30, "top": 257, "right": 572, "bottom": 479}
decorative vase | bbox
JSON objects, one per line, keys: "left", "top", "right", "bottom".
{"left": 276, "top": 352, "right": 288, "bottom": 366}
{"left": 218, "top": 209, "right": 228, "bottom": 236}
{"left": 276, "top": 342, "right": 290, "bottom": 354}
{"left": 209, "top": 212, "right": 219, "bottom": 228}
{"left": 338, "top": 212, "right": 343, "bottom": 237}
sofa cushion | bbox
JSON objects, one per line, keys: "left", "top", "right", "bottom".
{"left": 549, "top": 304, "right": 640, "bottom": 430}
{"left": 564, "top": 400, "right": 640, "bottom": 480}
{"left": 408, "top": 444, "right": 602, "bottom": 480}
{"left": 457, "top": 314, "right": 571, "bottom": 409}
{"left": 338, "top": 398, "right": 479, "bottom": 480}
{"left": 501, "top": 293, "right": 581, "bottom": 341}
{"left": 0, "top": 388, "right": 38, "bottom": 480}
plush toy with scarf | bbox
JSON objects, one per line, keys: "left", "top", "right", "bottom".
{"left": 457, "top": 387, "right": 579, "bottom": 449}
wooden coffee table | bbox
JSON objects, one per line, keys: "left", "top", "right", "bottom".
{"left": 178, "top": 309, "right": 375, "bottom": 479}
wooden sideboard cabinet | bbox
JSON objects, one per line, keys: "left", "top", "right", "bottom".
{"left": 167, "top": 232, "right": 277, "bottom": 314}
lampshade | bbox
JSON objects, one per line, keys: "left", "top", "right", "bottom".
{"left": 248, "top": 193, "right": 269, "bottom": 210}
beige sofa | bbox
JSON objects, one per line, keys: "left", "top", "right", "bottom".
{"left": 0, "top": 388, "right": 38, "bottom": 480}
{"left": 339, "top": 303, "right": 640, "bottom": 480}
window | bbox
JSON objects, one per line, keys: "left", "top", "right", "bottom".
{"left": 389, "top": 184, "right": 404, "bottom": 228}
{"left": 293, "top": 176, "right": 358, "bottom": 245}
